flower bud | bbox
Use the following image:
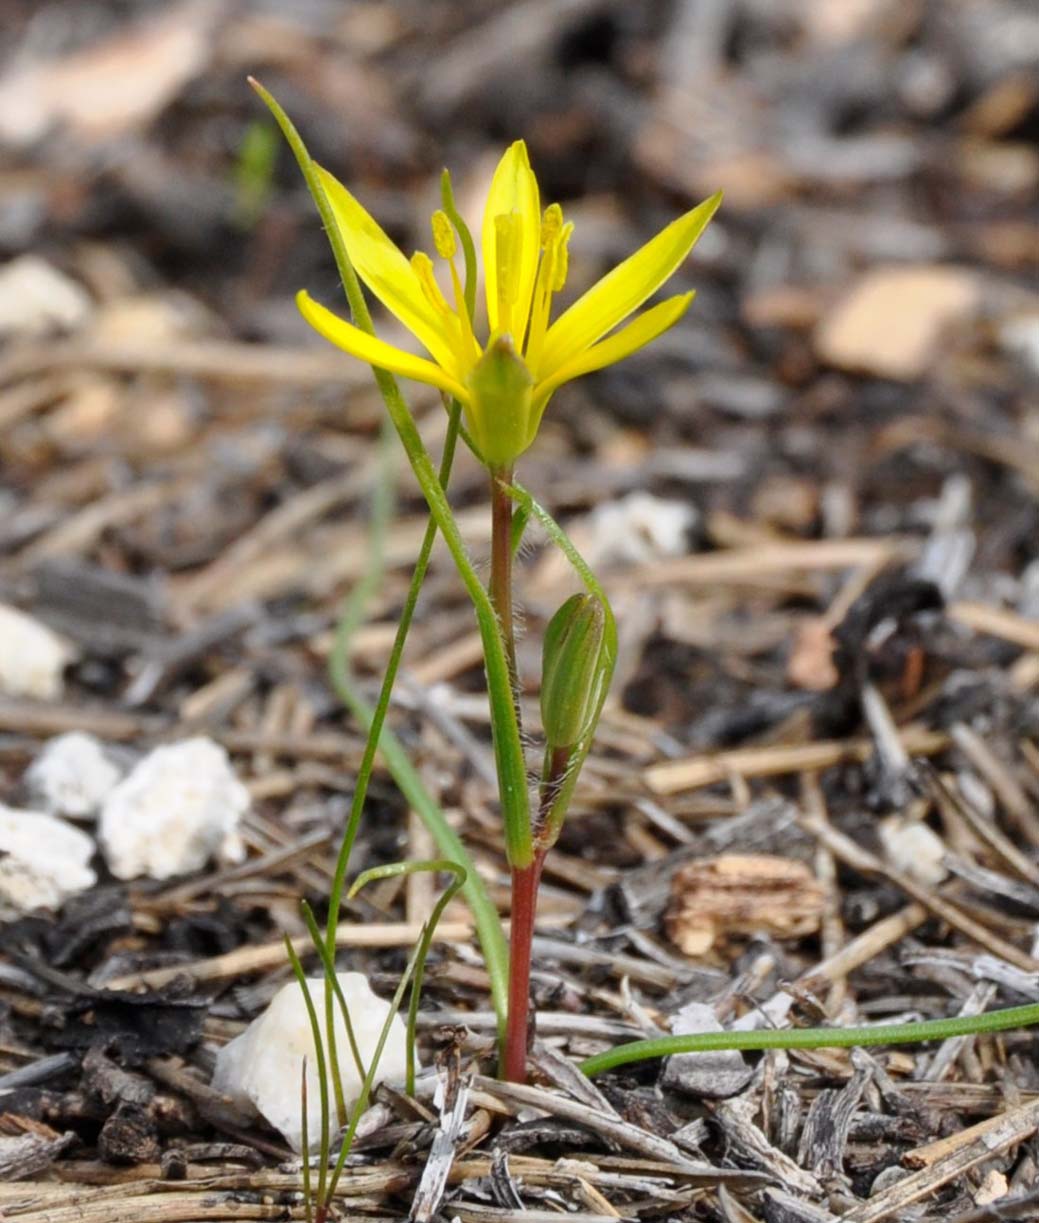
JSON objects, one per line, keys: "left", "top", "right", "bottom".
{"left": 464, "top": 333, "right": 534, "bottom": 469}
{"left": 540, "top": 593, "right": 611, "bottom": 752}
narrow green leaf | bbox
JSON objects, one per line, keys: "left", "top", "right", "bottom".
{"left": 300, "top": 900, "right": 366, "bottom": 1086}
{"left": 350, "top": 859, "right": 467, "bottom": 1093}
{"left": 581, "top": 1001, "right": 1039, "bottom": 1076}
{"left": 284, "top": 938, "right": 329, "bottom": 1211}
{"left": 300, "top": 1058, "right": 313, "bottom": 1223}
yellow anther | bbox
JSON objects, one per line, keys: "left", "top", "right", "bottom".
{"left": 540, "top": 203, "right": 563, "bottom": 248}
{"left": 431, "top": 210, "right": 456, "bottom": 260}
{"left": 410, "top": 251, "right": 451, "bottom": 315}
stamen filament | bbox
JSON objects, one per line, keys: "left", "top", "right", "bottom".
{"left": 523, "top": 254, "right": 555, "bottom": 370}
{"left": 431, "top": 208, "right": 479, "bottom": 367}
{"left": 524, "top": 207, "right": 571, "bottom": 372}
{"left": 411, "top": 251, "right": 452, "bottom": 316}
{"left": 448, "top": 257, "right": 479, "bottom": 362}
{"left": 411, "top": 250, "right": 471, "bottom": 375}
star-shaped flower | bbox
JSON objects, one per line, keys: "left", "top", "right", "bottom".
{"left": 298, "top": 141, "right": 719, "bottom": 468}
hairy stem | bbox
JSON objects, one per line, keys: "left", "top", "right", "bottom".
{"left": 503, "top": 851, "right": 544, "bottom": 1082}
{"left": 535, "top": 744, "right": 572, "bottom": 850}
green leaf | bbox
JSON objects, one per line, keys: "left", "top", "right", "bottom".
{"left": 580, "top": 1001, "right": 1039, "bottom": 1076}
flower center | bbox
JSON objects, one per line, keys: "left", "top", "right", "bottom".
{"left": 417, "top": 200, "right": 574, "bottom": 382}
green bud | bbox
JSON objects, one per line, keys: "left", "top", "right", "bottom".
{"left": 465, "top": 334, "right": 534, "bottom": 469}
{"left": 540, "top": 593, "right": 611, "bottom": 751}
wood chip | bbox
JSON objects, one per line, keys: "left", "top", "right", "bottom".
{"left": 815, "top": 265, "right": 979, "bottom": 380}
{"left": 666, "top": 855, "right": 825, "bottom": 955}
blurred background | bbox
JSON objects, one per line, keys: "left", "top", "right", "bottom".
{"left": 0, "top": 0, "right": 1036, "bottom": 743}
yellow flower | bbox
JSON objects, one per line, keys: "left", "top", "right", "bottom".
{"left": 297, "top": 141, "right": 720, "bottom": 468}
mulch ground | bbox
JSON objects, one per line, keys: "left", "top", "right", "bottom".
{"left": 0, "top": 0, "right": 1038, "bottom": 1219}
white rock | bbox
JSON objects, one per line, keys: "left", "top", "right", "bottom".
{"left": 212, "top": 973, "right": 409, "bottom": 1152}
{"left": 878, "top": 816, "right": 948, "bottom": 886}
{"left": 25, "top": 732, "right": 123, "bottom": 819}
{"left": 0, "top": 255, "right": 92, "bottom": 338}
{"left": 98, "top": 738, "right": 248, "bottom": 880}
{"left": 0, "top": 804, "right": 96, "bottom": 916}
{"left": 588, "top": 492, "right": 696, "bottom": 566}
{"left": 999, "top": 313, "right": 1039, "bottom": 376}
{"left": 0, "top": 604, "right": 78, "bottom": 700}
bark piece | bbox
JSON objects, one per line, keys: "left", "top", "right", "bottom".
{"left": 0, "top": 1119, "right": 76, "bottom": 1181}
{"left": 666, "top": 855, "right": 825, "bottom": 955}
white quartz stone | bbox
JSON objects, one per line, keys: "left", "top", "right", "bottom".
{"left": 588, "top": 492, "right": 696, "bottom": 566}
{"left": 0, "top": 255, "right": 92, "bottom": 338}
{"left": 1000, "top": 313, "right": 1039, "bottom": 376}
{"left": 0, "top": 804, "right": 96, "bottom": 916}
{"left": 98, "top": 737, "right": 248, "bottom": 880}
{"left": 878, "top": 816, "right": 948, "bottom": 887}
{"left": 212, "top": 973, "right": 409, "bottom": 1152}
{"left": 0, "top": 604, "right": 77, "bottom": 700}
{"left": 25, "top": 732, "right": 122, "bottom": 818}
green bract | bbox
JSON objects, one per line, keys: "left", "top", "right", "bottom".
{"left": 541, "top": 593, "right": 610, "bottom": 752}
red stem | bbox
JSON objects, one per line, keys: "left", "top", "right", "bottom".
{"left": 503, "top": 851, "right": 545, "bottom": 1082}
{"left": 502, "top": 738, "right": 573, "bottom": 1079}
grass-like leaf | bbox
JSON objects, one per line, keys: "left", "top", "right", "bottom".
{"left": 299, "top": 900, "right": 367, "bottom": 1086}
{"left": 299, "top": 1058, "right": 313, "bottom": 1223}
{"left": 283, "top": 938, "right": 329, "bottom": 1210}
{"left": 349, "top": 859, "right": 467, "bottom": 1092}
{"left": 580, "top": 1000, "right": 1039, "bottom": 1076}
